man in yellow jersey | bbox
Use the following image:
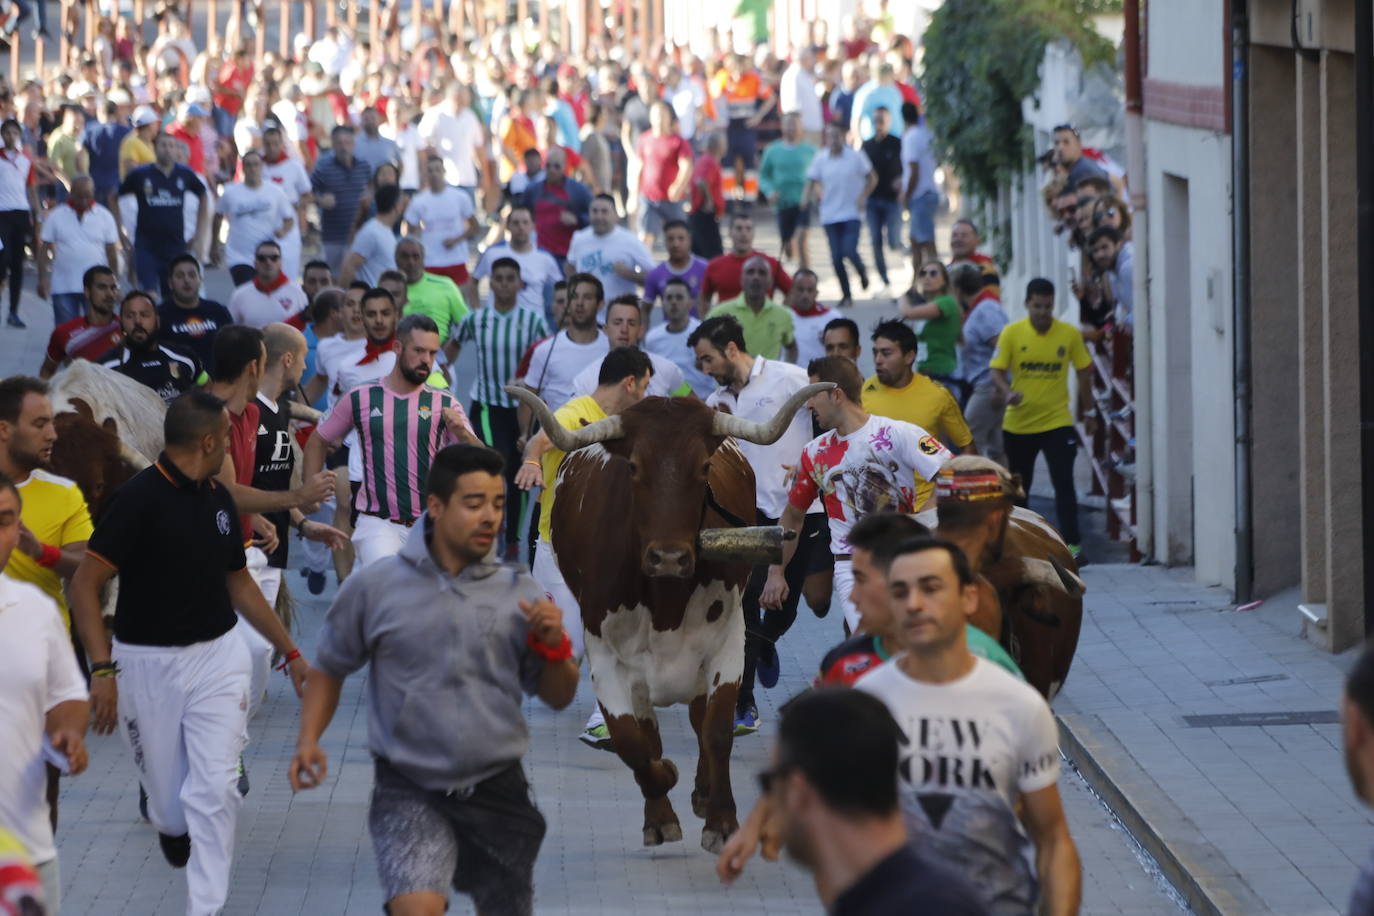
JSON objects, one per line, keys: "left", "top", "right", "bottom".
{"left": 861, "top": 319, "right": 976, "bottom": 519}
{"left": 514, "top": 345, "right": 651, "bottom": 748}
{"left": 989, "top": 278, "right": 1095, "bottom": 558}
{"left": 0, "top": 377, "right": 93, "bottom": 639}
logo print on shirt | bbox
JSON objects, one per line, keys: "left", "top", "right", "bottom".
{"left": 418, "top": 405, "right": 432, "bottom": 420}
{"left": 215, "top": 510, "right": 231, "bottom": 535}
{"left": 370, "top": 407, "right": 384, "bottom": 418}
{"left": 869, "top": 426, "right": 894, "bottom": 452}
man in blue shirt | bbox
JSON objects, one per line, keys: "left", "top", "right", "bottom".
{"left": 117, "top": 133, "right": 209, "bottom": 301}
{"left": 850, "top": 62, "right": 906, "bottom": 142}
{"left": 81, "top": 99, "right": 128, "bottom": 211}
{"left": 311, "top": 125, "right": 374, "bottom": 274}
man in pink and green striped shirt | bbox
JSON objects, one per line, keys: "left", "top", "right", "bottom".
{"left": 304, "top": 311, "right": 478, "bottom": 567}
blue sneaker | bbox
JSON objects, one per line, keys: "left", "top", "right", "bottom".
{"left": 757, "top": 643, "right": 780, "bottom": 689}
{"left": 306, "top": 570, "right": 327, "bottom": 595}
{"left": 6, "top": 312, "right": 25, "bottom": 328}
{"left": 733, "top": 705, "right": 761, "bottom": 736}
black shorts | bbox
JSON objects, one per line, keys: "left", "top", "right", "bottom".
{"left": 369, "top": 759, "right": 546, "bottom": 916}
{"left": 802, "top": 511, "right": 834, "bottom": 576}
{"left": 726, "top": 119, "right": 758, "bottom": 169}
{"left": 776, "top": 204, "right": 813, "bottom": 244}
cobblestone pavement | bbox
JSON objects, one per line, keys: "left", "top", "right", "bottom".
{"left": 0, "top": 210, "right": 1187, "bottom": 914}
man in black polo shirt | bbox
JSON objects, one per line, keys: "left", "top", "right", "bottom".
{"left": 158, "top": 253, "right": 233, "bottom": 374}
{"left": 68, "top": 389, "right": 310, "bottom": 916}
{"left": 100, "top": 290, "right": 204, "bottom": 405}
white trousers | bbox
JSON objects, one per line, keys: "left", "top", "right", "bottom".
{"left": 296, "top": 498, "right": 334, "bottom": 575}
{"left": 240, "top": 547, "right": 281, "bottom": 719}
{"left": 113, "top": 627, "right": 251, "bottom": 916}
{"left": 835, "top": 558, "right": 859, "bottom": 633}
{"left": 532, "top": 538, "right": 584, "bottom": 659}
{"left": 352, "top": 513, "right": 410, "bottom": 568}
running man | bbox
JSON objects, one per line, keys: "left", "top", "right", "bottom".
{"left": 291, "top": 444, "right": 579, "bottom": 916}
{"left": 304, "top": 313, "right": 478, "bottom": 566}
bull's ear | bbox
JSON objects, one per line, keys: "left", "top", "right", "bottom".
{"left": 69, "top": 397, "right": 95, "bottom": 420}
{"left": 601, "top": 438, "right": 632, "bottom": 460}
{"left": 102, "top": 416, "right": 119, "bottom": 436}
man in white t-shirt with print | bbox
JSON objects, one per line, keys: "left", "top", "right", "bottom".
{"left": 644, "top": 277, "right": 713, "bottom": 397}
{"left": 565, "top": 194, "right": 656, "bottom": 309}
{"left": 404, "top": 154, "right": 481, "bottom": 304}
{"left": 803, "top": 122, "right": 876, "bottom": 309}
{"left": 340, "top": 184, "right": 404, "bottom": 288}
{"left": 260, "top": 126, "right": 313, "bottom": 281}
{"left": 521, "top": 272, "right": 610, "bottom": 411}
{"left": 215, "top": 149, "right": 295, "bottom": 287}
{"left": 569, "top": 294, "right": 688, "bottom": 399}
{"left": 855, "top": 538, "right": 1082, "bottom": 916}
{"left": 473, "top": 204, "right": 565, "bottom": 317}
{"left": 761, "top": 355, "right": 952, "bottom": 632}
{"left": 228, "top": 239, "right": 308, "bottom": 327}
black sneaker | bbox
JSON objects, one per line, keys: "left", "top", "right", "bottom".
{"left": 159, "top": 832, "right": 191, "bottom": 868}
{"left": 7, "top": 312, "right": 25, "bottom": 328}
{"left": 757, "top": 642, "right": 781, "bottom": 689}
{"left": 237, "top": 755, "right": 249, "bottom": 796}
{"left": 138, "top": 784, "right": 149, "bottom": 821}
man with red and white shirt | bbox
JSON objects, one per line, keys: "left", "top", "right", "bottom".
{"left": 260, "top": 126, "right": 312, "bottom": 280}
{"left": 761, "top": 355, "right": 952, "bottom": 633}
{"left": 635, "top": 101, "right": 693, "bottom": 251}
{"left": 404, "top": 155, "right": 480, "bottom": 299}
{"left": 228, "top": 240, "right": 307, "bottom": 328}
{"left": 0, "top": 118, "right": 39, "bottom": 329}
{"left": 39, "top": 266, "right": 123, "bottom": 378}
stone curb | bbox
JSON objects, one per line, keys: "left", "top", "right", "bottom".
{"left": 1056, "top": 712, "right": 1273, "bottom": 916}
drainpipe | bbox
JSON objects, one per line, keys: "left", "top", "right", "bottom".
{"left": 1231, "top": 0, "right": 1253, "bottom": 602}
{"left": 1357, "top": 0, "right": 1374, "bottom": 632}
{"left": 1124, "top": 0, "right": 1152, "bottom": 561}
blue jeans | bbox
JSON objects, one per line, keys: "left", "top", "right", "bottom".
{"left": 822, "top": 220, "right": 866, "bottom": 301}
{"left": 135, "top": 243, "right": 185, "bottom": 302}
{"left": 51, "top": 292, "right": 85, "bottom": 325}
{"left": 865, "top": 197, "right": 903, "bottom": 284}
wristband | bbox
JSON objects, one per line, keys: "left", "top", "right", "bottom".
{"left": 36, "top": 544, "right": 61, "bottom": 568}
{"left": 527, "top": 630, "right": 573, "bottom": 662}
{"left": 275, "top": 648, "right": 303, "bottom": 672}
{"left": 90, "top": 660, "right": 119, "bottom": 678}
{"left": 523, "top": 459, "right": 541, "bottom": 468}
{"left": 295, "top": 516, "right": 308, "bottom": 535}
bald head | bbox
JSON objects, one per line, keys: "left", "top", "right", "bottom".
{"left": 264, "top": 322, "right": 308, "bottom": 376}
{"left": 741, "top": 255, "right": 772, "bottom": 299}
{"left": 395, "top": 237, "right": 425, "bottom": 282}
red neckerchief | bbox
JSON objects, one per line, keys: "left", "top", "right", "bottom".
{"left": 67, "top": 197, "right": 94, "bottom": 215}
{"left": 253, "top": 272, "right": 289, "bottom": 293}
{"left": 793, "top": 303, "right": 831, "bottom": 318}
{"left": 357, "top": 336, "right": 395, "bottom": 365}
{"left": 264, "top": 150, "right": 289, "bottom": 165}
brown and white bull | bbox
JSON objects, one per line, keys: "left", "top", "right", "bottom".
{"left": 509, "top": 384, "right": 830, "bottom": 854}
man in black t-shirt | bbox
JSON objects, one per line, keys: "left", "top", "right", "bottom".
{"left": 118, "top": 132, "right": 210, "bottom": 301}
{"left": 722, "top": 689, "right": 987, "bottom": 916}
{"left": 861, "top": 106, "right": 905, "bottom": 294}
{"left": 100, "top": 290, "right": 203, "bottom": 405}
{"left": 68, "top": 389, "right": 310, "bottom": 916}
{"left": 158, "top": 253, "right": 233, "bottom": 374}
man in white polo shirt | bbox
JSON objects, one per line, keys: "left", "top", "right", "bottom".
{"left": 803, "top": 122, "right": 876, "bottom": 310}
{"left": 215, "top": 149, "right": 295, "bottom": 287}
{"left": 404, "top": 154, "right": 481, "bottom": 304}
{"left": 228, "top": 239, "right": 307, "bottom": 327}
{"left": 37, "top": 175, "right": 119, "bottom": 326}
{"left": 0, "top": 118, "right": 39, "bottom": 329}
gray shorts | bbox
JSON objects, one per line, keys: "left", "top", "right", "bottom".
{"left": 637, "top": 198, "right": 685, "bottom": 237}
{"left": 369, "top": 758, "right": 546, "bottom": 916}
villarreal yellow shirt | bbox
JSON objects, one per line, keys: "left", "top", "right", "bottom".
{"left": 862, "top": 372, "right": 973, "bottom": 509}
{"left": 988, "top": 317, "right": 1092, "bottom": 435}
{"left": 537, "top": 395, "right": 607, "bottom": 543}
{"left": 6, "top": 470, "right": 94, "bottom": 629}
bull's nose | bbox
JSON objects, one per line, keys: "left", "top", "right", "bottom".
{"left": 643, "top": 544, "right": 694, "bottom": 578}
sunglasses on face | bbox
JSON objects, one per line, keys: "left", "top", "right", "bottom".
{"left": 256, "top": 253, "right": 280, "bottom": 262}
{"left": 920, "top": 268, "right": 943, "bottom": 277}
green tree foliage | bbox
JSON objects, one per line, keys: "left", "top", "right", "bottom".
{"left": 921, "top": 0, "right": 1113, "bottom": 205}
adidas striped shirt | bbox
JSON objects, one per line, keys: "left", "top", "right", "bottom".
{"left": 316, "top": 379, "right": 473, "bottom": 523}
{"left": 454, "top": 304, "right": 549, "bottom": 408}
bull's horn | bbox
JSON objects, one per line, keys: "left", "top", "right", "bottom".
{"left": 118, "top": 441, "right": 152, "bottom": 471}
{"left": 698, "top": 526, "right": 787, "bottom": 565}
{"left": 288, "top": 402, "right": 323, "bottom": 424}
{"left": 504, "top": 385, "right": 624, "bottom": 452}
{"left": 1022, "top": 557, "right": 1085, "bottom": 597}
{"left": 710, "top": 382, "right": 835, "bottom": 445}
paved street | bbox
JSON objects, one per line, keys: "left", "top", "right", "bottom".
{"left": 3, "top": 214, "right": 1190, "bottom": 913}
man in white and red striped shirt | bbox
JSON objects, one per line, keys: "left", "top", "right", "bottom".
{"left": 0, "top": 118, "right": 39, "bottom": 328}
{"left": 304, "top": 306, "right": 478, "bottom": 566}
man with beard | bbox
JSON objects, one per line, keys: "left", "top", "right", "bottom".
{"left": 99, "top": 291, "right": 204, "bottom": 405}
{"left": 305, "top": 311, "right": 478, "bottom": 566}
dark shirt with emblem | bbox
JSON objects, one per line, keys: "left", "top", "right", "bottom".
{"left": 832, "top": 844, "right": 990, "bottom": 916}
{"left": 816, "top": 632, "right": 889, "bottom": 687}
{"left": 99, "top": 339, "right": 201, "bottom": 405}
{"left": 86, "top": 453, "right": 246, "bottom": 647}
{"left": 861, "top": 133, "right": 904, "bottom": 201}
{"left": 159, "top": 298, "right": 233, "bottom": 373}
{"left": 118, "top": 162, "right": 206, "bottom": 247}
{"left": 252, "top": 393, "right": 296, "bottom": 569}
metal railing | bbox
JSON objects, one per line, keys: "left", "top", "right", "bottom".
{"left": 1077, "top": 326, "right": 1138, "bottom": 558}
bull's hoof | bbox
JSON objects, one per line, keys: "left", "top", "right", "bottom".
{"left": 691, "top": 788, "right": 708, "bottom": 819}
{"left": 643, "top": 821, "right": 684, "bottom": 846}
{"left": 700, "top": 826, "right": 731, "bottom": 854}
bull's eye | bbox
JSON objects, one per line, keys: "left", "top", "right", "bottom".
{"left": 628, "top": 460, "right": 639, "bottom": 476}
{"left": 702, "top": 461, "right": 711, "bottom": 476}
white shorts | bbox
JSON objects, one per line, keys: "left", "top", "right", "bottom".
{"left": 240, "top": 547, "right": 281, "bottom": 718}
{"left": 353, "top": 513, "right": 412, "bottom": 567}
{"left": 533, "top": 538, "right": 584, "bottom": 659}
{"left": 834, "top": 558, "right": 858, "bottom": 633}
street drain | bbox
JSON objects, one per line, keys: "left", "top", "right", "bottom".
{"left": 1202, "top": 674, "right": 1289, "bottom": 687}
{"left": 1180, "top": 710, "right": 1338, "bottom": 728}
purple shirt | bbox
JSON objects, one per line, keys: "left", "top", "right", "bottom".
{"left": 644, "top": 256, "right": 709, "bottom": 310}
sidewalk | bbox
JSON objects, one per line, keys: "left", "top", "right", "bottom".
{"left": 1057, "top": 564, "right": 1367, "bottom": 916}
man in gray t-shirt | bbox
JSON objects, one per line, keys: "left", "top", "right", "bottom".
{"left": 290, "top": 445, "right": 579, "bottom": 916}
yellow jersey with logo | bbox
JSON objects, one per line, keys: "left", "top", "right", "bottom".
{"left": 538, "top": 396, "right": 607, "bottom": 543}
{"left": 6, "top": 470, "right": 94, "bottom": 629}
{"left": 862, "top": 373, "right": 973, "bottom": 508}
{"left": 988, "top": 318, "right": 1092, "bottom": 434}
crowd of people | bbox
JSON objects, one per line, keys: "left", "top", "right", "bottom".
{"left": 0, "top": 3, "right": 1144, "bottom": 915}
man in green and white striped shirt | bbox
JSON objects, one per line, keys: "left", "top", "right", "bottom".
{"left": 452, "top": 256, "right": 549, "bottom": 557}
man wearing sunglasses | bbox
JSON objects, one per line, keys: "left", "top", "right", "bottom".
{"left": 228, "top": 239, "right": 308, "bottom": 329}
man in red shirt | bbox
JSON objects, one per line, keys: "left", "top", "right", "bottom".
{"left": 519, "top": 148, "right": 591, "bottom": 266}
{"left": 689, "top": 132, "right": 726, "bottom": 259}
{"left": 700, "top": 211, "right": 792, "bottom": 311}
{"left": 213, "top": 48, "right": 254, "bottom": 121}
{"left": 166, "top": 102, "right": 209, "bottom": 177}
{"left": 635, "top": 101, "right": 693, "bottom": 250}
{"left": 39, "top": 265, "right": 123, "bottom": 378}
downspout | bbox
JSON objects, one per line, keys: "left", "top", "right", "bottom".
{"left": 1232, "top": 0, "right": 1253, "bottom": 602}
{"left": 1357, "top": 0, "right": 1374, "bottom": 632}
{"left": 1124, "top": 0, "right": 1152, "bottom": 561}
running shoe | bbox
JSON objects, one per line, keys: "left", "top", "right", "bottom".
{"left": 757, "top": 643, "right": 781, "bottom": 689}
{"left": 236, "top": 755, "right": 249, "bottom": 797}
{"left": 1067, "top": 544, "right": 1083, "bottom": 561}
{"left": 158, "top": 832, "right": 191, "bottom": 868}
{"left": 577, "top": 723, "right": 615, "bottom": 751}
{"left": 733, "top": 705, "right": 761, "bottom": 736}
{"left": 6, "top": 313, "right": 25, "bottom": 328}
{"left": 138, "top": 784, "right": 149, "bottom": 822}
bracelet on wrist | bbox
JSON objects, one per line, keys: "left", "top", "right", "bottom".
{"left": 526, "top": 631, "right": 573, "bottom": 662}
{"left": 35, "top": 543, "right": 61, "bottom": 568}
{"left": 523, "top": 459, "right": 541, "bottom": 469}
{"left": 275, "top": 648, "right": 303, "bottom": 672}
{"left": 90, "top": 660, "right": 119, "bottom": 678}
{"left": 295, "top": 517, "right": 308, "bottom": 535}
